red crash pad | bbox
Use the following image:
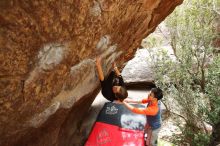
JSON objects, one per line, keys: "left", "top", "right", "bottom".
{"left": 85, "top": 122, "right": 144, "bottom": 146}
{"left": 85, "top": 102, "right": 146, "bottom": 146}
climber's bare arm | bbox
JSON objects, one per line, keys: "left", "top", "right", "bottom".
{"left": 113, "top": 62, "right": 121, "bottom": 76}
{"left": 96, "top": 57, "right": 104, "bottom": 81}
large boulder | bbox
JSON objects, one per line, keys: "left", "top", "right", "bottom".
{"left": 122, "top": 49, "right": 155, "bottom": 87}
{"left": 0, "top": 0, "right": 182, "bottom": 146}
{"left": 122, "top": 46, "right": 175, "bottom": 87}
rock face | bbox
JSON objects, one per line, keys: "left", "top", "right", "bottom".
{"left": 0, "top": 0, "right": 183, "bottom": 146}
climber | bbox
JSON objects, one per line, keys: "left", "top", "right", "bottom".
{"left": 95, "top": 56, "right": 128, "bottom": 102}
{"left": 121, "top": 87, "right": 163, "bottom": 146}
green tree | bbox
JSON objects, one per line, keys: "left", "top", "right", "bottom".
{"left": 205, "top": 55, "right": 220, "bottom": 146}
{"left": 148, "top": 0, "right": 219, "bottom": 145}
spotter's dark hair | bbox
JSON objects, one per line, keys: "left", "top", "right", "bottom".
{"left": 151, "top": 87, "right": 163, "bottom": 100}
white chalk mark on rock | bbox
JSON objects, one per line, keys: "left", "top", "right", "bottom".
{"left": 27, "top": 101, "right": 60, "bottom": 128}
{"left": 96, "top": 35, "right": 111, "bottom": 53}
{"left": 53, "top": 59, "right": 99, "bottom": 109}
{"left": 90, "top": 1, "right": 102, "bottom": 17}
{"left": 24, "top": 43, "right": 68, "bottom": 89}
{"left": 38, "top": 43, "right": 67, "bottom": 70}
